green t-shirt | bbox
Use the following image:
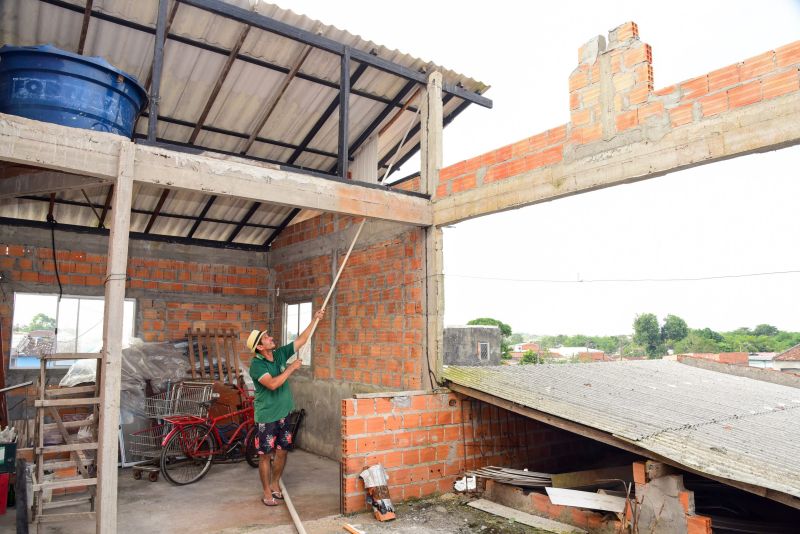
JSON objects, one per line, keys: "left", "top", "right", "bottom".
{"left": 249, "top": 343, "right": 295, "bottom": 423}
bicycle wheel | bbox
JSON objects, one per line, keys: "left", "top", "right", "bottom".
{"left": 244, "top": 425, "right": 260, "bottom": 468}
{"left": 160, "top": 424, "right": 216, "bottom": 485}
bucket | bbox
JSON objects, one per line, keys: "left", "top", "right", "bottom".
{"left": 0, "top": 44, "right": 147, "bottom": 137}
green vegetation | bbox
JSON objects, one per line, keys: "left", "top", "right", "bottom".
{"left": 468, "top": 317, "right": 512, "bottom": 358}
{"left": 509, "top": 315, "right": 799, "bottom": 361}
{"left": 14, "top": 313, "right": 56, "bottom": 332}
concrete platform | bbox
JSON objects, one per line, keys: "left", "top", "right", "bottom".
{"left": 0, "top": 449, "right": 340, "bottom": 533}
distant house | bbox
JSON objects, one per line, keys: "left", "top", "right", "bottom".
{"left": 512, "top": 342, "right": 540, "bottom": 353}
{"left": 748, "top": 352, "right": 777, "bottom": 369}
{"left": 675, "top": 352, "right": 749, "bottom": 366}
{"left": 548, "top": 346, "right": 604, "bottom": 359}
{"left": 773, "top": 344, "right": 800, "bottom": 373}
{"left": 443, "top": 325, "right": 501, "bottom": 366}
{"left": 577, "top": 351, "right": 613, "bottom": 362}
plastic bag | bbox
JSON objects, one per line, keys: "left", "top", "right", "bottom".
{"left": 59, "top": 359, "right": 97, "bottom": 387}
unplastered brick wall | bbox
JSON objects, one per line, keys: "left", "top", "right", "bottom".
{"left": 341, "top": 392, "right": 608, "bottom": 513}
{"left": 271, "top": 215, "right": 425, "bottom": 389}
{"left": 0, "top": 238, "right": 270, "bottom": 372}
{"left": 435, "top": 22, "right": 800, "bottom": 199}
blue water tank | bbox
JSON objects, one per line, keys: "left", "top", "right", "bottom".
{"left": 0, "top": 44, "right": 147, "bottom": 138}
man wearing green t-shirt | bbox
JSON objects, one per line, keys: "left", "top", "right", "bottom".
{"left": 246, "top": 308, "right": 325, "bottom": 507}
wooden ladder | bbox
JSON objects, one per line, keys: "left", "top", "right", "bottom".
{"left": 31, "top": 352, "right": 102, "bottom": 531}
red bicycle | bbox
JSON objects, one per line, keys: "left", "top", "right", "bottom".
{"left": 159, "top": 384, "right": 259, "bottom": 485}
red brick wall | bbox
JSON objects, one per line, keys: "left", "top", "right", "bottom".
{"left": 272, "top": 215, "right": 426, "bottom": 389}
{"left": 436, "top": 22, "right": 800, "bottom": 199}
{"left": 341, "top": 392, "right": 608, "bottom": 513}
{"left": 0, "top": 241, "right": 269, "bottom": 369}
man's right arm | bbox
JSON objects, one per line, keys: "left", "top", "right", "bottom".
{"left": 258, "top": 359, "right": 301, "bottom": 390}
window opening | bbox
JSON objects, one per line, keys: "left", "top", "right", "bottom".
{"left": 283, "top": 301, "right": 312, "bottom": 365}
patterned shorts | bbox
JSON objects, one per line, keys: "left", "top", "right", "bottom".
{"left": 254, "top": 417, "right": 292, "bottom": 454}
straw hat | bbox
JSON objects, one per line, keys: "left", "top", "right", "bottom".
{"left": 246, "top": 329, "right": 266, "bottom": 352}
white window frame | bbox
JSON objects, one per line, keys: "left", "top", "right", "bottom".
{"left": 10, "top": 292, "right": 136, "bottom": 369}
{"left": 478, "top": 342, "right": 490, "bottom": 361}
{"left": 282, "top": 300, "right": 312, "bottom": 366}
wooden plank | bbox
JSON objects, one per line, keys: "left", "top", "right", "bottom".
{"left": 37, "top": 442, "right": 98, "bottom": 454}
{"left": 35, "top": 511, "right": 96, "bottom": 524}
{"left": 42, "top": 353, "right": 103, "bottom": 360}
{"left": 551, "top": 465, "right": 632, "bottom": 489}
{"left": 34, "top": 477, "right": 98, "bottom": 491}
{"left": 46, "top": 385, "right": 97, "bottom": 397}
{"left": 187, "top": 330, "right": 198, "bottom": 379}
{"left": 545, "top": 487, "right": 626, "bottom": 513}
{"left": 97, "top": 140, "right": 134, "bottom": 534}
{"left": 467, "top": 499, "right": 587, "bottom": 534}
{"left": 43, "top": 420, "right": 91, "bottom": 431}
{"left": 43, "top": 459, "right": 94, "bottom": 470}
{"left": 46, "top": 406, "right": 92, "bottom": 478}
{"left": 197, "top": 329, "right": 206, "bottom": 379}
{"left": 213, "top": 329, "right": 224, "bottom": 381}
{"left": 224, "top": 329, "right": 235, "bottom": 384}
{"left": 43, "top": 495, "right": 94, "bottom": 510}
{"left": 35, "top": 398, "right": 100, "bottom": 407}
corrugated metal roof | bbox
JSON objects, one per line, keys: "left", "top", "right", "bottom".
{"left": 444, "top": 360, "right": 800, "bottom": 498}
{"left": 0, "top": 0, "right": 489, "bottom": 249}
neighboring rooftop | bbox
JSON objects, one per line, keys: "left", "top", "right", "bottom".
{"left": 776, "top": 343, "right": 800, "bottom": 361}
{"left": 444, "top": 360, "right": 800, "bottom": 504}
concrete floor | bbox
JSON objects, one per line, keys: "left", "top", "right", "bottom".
{"left": 1, "top": 449, "right": 341, "bottom": 533}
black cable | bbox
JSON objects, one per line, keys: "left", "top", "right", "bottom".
{"left": 47, "top": 214, "right": 63, "bottom": 337}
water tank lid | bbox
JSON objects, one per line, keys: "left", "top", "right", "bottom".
{"left": 0, "top": 44, "right": 146, "bottom": 98}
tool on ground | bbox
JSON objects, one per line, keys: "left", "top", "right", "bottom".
{"left": 359, "top": 464, "right": 396, "bottom": 521}
{"left": 280, "top": 478, "right": 308, "bottom": 534}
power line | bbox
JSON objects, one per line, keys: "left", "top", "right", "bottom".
{"left": 445, "top": 269, "right": 800, "bottom": 284}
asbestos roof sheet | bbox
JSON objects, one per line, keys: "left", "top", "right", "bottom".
{"left": 444, "top": 360, "right": 800, "bottom": 499}
{"left": 0, "top": 0, "right": 489, "bottom": 249}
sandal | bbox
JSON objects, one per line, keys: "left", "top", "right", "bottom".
{"left": 262, "top": 497, "right": 279, "bottom": 507}
{"left": 271, "top": 490, "right": 284, "bottom": 500}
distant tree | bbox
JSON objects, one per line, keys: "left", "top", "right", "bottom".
{"left": 507, "top": 333, "right": 525, "bottom": 345}
{"left": 753, "top": 324, "right": 779, "bottom": 337}
{"left": 22, "top": 313, "right": 56, "bottom": 332}
{"left": 674, "top": 332, "right": 721, "bottom": 353}
{"left": 633, "top": 313, "right": 662, "bottom": 357}
{"left": 732, "top": 327, "right": 752, "bottom": 335}
{"left": 661, "top": 314, "right": 688, "bottom": 345}
{"left": 697, "top": 327, "right": 724, "bottom": 343}
{"left": 520, "top": 350, "right": 542, "bottom": 365}
{"left": 467, "top": 318, "right": 512, "bottom": 337}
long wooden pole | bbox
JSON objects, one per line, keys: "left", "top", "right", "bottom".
{"left": 279, "top": 479, "right": 308, "bottom": 534}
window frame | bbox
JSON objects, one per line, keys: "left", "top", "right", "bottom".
{"left": 10, "top": 292, "right": 136, "bottom": 369}
{"left": 478, "top": 342, "right": 490, "bottom": 361}
{"left": 282, "top": 299, "right": 313, "bottom": 366}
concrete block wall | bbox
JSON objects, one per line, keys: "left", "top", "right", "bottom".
{"left": 341, "top": 392, "right": 611, "bottom": 514}
{"left": 435, "top": 22, "right": 800, "bottom": 200}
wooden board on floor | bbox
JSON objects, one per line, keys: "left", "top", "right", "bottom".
{"left": 467, "top": 498, "right": 587, "bottom": 534}
{"left": 545, "top": 487, "right": 626, "bottom": 513}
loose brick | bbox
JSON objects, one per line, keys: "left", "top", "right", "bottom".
{"left": 728, "top": 81, "right": 762, "bottom": 109}
{"left": 699, "top": 91, "right": 728, "bottom": 117}
{"left": 776, "top": 41, "right": 800, "bottom": 68}
{"left": 762, "top": 68, "right": 800, "bottom": 99}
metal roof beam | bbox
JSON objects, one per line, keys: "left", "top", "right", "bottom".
{"left": 147, "top": 0, "right": 169, "bottom": 142}
{"left": 98, "top": 185, "right": 113, "bottom": 228}
{"left": 337, "top": 48, "right": 351, "bottom": 179}
{"left": 0, "top": 216, "right": 266, "bottom": 252}
{"left": 383, "top": 97, "right": 472, "bottom": 181}
{"left": 226, "top": 201, "right": 260, "bottom": 242}
{"left": 18, "top": 194, "right": 280, "bottom": 230}
{"left": 187, "top": 195, "right": 216, "bottom": 238}
{"left": 189, "top": 24, "right": 251, "bottom": 144}
{"left": 287, "top": 60, "right": 369, "bottom": 165}
{"left": 143, "top": 188, "right": 170, "bottom": 234}
{"left": 263, "top": 208, "right": 301, "bottom": 248}
{"left": 76, "top": 0, "right": 93, "bottom": 55}
{"left": 181, "top": 0, "right": 492, "bottom": 108}
{"left": 38, "top": 0, "right": 420, "bottom": 114}
{"left": 140, "top": 112, "right": 339, "bottom": 160}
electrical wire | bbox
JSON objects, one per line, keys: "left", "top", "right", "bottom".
{"left": 445, "top": 269, "right": 800, "bottom": 284}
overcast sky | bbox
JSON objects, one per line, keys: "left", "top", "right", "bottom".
{"left": 285, "top": 0, "right": 800, "bottom": 336}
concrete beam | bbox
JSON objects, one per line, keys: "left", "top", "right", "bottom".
{"left": 0, "top": 169, "right": 109, "bottom": 199}
{"left": 434, "top": 91, "right": 800, "bottom": 226}
{"left": 0, "top": 113, "right": 433, "bottom": 226}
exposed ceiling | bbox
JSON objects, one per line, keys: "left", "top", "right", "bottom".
{"left": 0, "top": 0, "right": 491, "bottom": 250}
